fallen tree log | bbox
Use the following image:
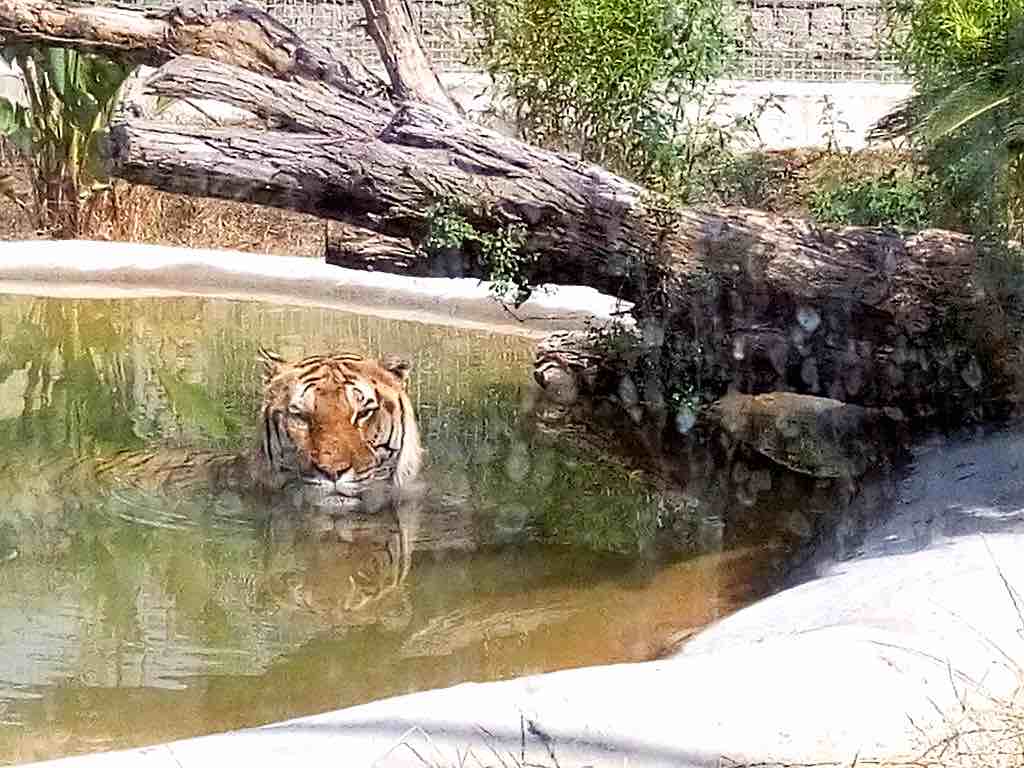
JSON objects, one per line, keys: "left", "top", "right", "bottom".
{"left": 107, "top": 102, "right": 1022, "bottom": 424}
{"left": 145, "top": 55, "right": 391, "bottom": 136}
{"left": 0, "top": 0, "right": 387, "bottom": 98}
{"left": 5, "top": 0, "right": 1020, "bottom": 428}
{"left": 105, "top": 93, "right": 657, "bottom": 299}
{"left": 324, "top": 222, "right": 426, "bottom": 274}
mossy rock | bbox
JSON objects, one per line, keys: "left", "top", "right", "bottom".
{"left": 704, "top": 392, "right": 906, "bottom": 480}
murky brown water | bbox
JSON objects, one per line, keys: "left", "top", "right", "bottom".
{"left": 0, "top": 295, "right": 782, "bottom": 765}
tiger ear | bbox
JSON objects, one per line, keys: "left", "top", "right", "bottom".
{"left": 258, "top": 347, "right": 286, "bottom": 383}
{"left": 381, "top": 354, "right": 412, "bottom": 388}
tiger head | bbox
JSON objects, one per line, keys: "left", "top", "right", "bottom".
{"left": 257, "top": 349, "right": 423, "bottom": 513}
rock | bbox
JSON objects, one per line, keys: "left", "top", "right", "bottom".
{"left": 533, "top": 355, "right": 580, "bottom": 405}
{"left": 533, "top": 328, "right": 640, "bottom": 407}
{"left": 675, "top": 407, "right": 697, "bottom": 434}
{"left": 704, "top": 391, "right": 907, "bottom": 480}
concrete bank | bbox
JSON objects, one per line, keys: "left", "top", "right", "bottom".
{"left": 0, "top": 240, "right": 631, "bottom": 338}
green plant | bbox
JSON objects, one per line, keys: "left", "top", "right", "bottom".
{"left": 422, "top": 202, "right": 533, "bottom": 304}
{"left": 876, "top": 2, "right": 1024, "bottom": 238}
{"left": 0, "top": 44, "right": 135, "bottom": 236}
{"left": 659, "top": 93, "right": 781, "bottom": 202}
{"left": 664, "top": 336, "right": 712, "bottom": 413}
{"left": 422, "top": 203, "right": 478, "bottom": 254}
{"left": 469, "top": 0, "right": 738, "bottom": 195}
{"left": 885, "top": 0, "right": 1024, "bottom": 86}
{"left": 808, "top": 171, "right": 937, "bottom": 230}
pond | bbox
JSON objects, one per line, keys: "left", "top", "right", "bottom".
{"left": 0, "top": 294, "right": 784, "bottom": 764}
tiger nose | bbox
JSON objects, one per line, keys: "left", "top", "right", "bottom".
{"left": 315, "top": 464, "right": 344, "bottom": 482}
{"left": 316, "top": 464, "right": 360, "bottom": 484}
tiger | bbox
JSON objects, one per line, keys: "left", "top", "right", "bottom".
{"left": 88, "top": 348, "right": 426, "bottom": 613}
{"left": 93, "top": 348, "right": 423, "bottom": 502}
{"left": 255, "top": 347, "right": 423, "bottom": 510}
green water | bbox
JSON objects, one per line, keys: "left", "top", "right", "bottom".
{"left": 0, "top": 295, "right": 779, "bottom": 764}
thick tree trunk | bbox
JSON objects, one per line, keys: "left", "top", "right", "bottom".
{"left": 105, "top": 56, "right": 1019, "bottom": 424}
{"left": 110, "top": 101, "right": 1020, "bottom": 423}
{"left": 0, "top": 0, "right": 387, "bottom": 98}
{"left": 324, "top": 222, "right": 427, "bottom": 274}
{"left": 103, "top": 66, "right": 975, "bottom": 308}
{"left": 146, "top": 55, "right": 392, "bottom": 136}
{"left": 105, "top": 53, "right": 656, "bottom": 295}
{"left": 105, "top": 110, "right": 652, "bottom": 297}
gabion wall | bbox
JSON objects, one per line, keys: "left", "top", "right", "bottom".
{"left": 121, "top": 0, "right": 907, "bottom": 82}
{"left": 736, "top": 0, "right": 903, "bottom": 82}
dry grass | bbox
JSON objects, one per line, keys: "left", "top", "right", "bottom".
{"left": 725, "top": 687, "right": 1024, "bottom": 768}
{"left": 894, "top": 685, "right": 1024, "bottom": 768}
{"left": 714, "top": 147, "right": 920, "bottom": 216}
{"left": 0, "top": 158, "right": 326, "bottom": 257}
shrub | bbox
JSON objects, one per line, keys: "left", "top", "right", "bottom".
{"left": 421, "top": 202, "right": 533, "bottom": 305}
{"left": 877, "top": 2, "right": 1024, "bottom": 238}
{"left": 469, "top": 0, "right": 739, "bottom": 196}
{"left": 809, "top": 171, "right": 937, "bottom": 230}
{"left": 885, "top": 0, "right": 1024, "bottom": 86}
{"left": 0, "top": 45, "right": 135, "bottom": 236}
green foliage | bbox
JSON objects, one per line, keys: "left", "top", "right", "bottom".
{"left": 809, "top": 171, "right": 937, "bottom": 230}
{"left": 469, "top": 0, "right": 738, "bottom": 193}
{"left": 655, "top": 94, "right": 781, "bottom": 201}
{"left": 663, "top": 335, "right": 713, "bottom": 417}
{"left": 0, "top": 44, "right": 135, "bottom": 235}
{"left": 422, "top": 202, "right": 533, "bottom": 304}
{"left": 478, "top": 223, "right": 531, "bottom": 303}
{"left": 703, "top": 148, "right": 793, "bottom": 209}
{"left": 885, "top": 0, "right": 1024, "bottom": 86}
{"left": 877, "top": 2, "right": 1024, "bottom": 238}
{"left": 422, "top": 203, "right": 478, "bottom": 253}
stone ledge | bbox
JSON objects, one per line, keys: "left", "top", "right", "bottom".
{"left": 0, "top": 240, "right": 632, "bottom": 338}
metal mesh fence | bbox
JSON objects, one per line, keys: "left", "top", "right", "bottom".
{"left": 108, "top": 0, "right": 907, "bottom": 82}
{"left": 735, "top": 0, "right": 905, "bottom": 82}
{"left": 153, "top": 0, "right": 482, "bottom": 72}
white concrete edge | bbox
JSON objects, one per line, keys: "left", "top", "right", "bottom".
{"left": 0, "top": 240, "right": 634, "bottom": 339}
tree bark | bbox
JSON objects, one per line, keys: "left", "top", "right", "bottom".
{"left": 0, "top": 0, "right": 388, "bottom": 98}
{"left": 358, "top": 0, "right": 462, "bottom": 114}
{"left": 324, "top": 222, "right": 427, "bottom": 274}
{"left": 106, "top": 103, "right": 1021, "bottom": 424}
{"left": 106, "top": 54, "right": 655, "bottom": 300}
{"left": 146, "top": 55, "right": 393, "bottom": 137}
{"left": 104, "top": 66, "right": 978, "bottom": 310}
